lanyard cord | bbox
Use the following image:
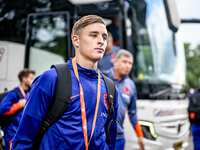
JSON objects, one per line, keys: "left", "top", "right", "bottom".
{"left": 72, "top": 58, "right": 101, "bottom": 150}
{"left": 19, "top": 85, "right": 26, "bottom": 99}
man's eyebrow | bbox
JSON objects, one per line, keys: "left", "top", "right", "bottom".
{"left": 89, "top": 31, "right": 108, "bottom": 38}
{"left": 89, "top": 31, "right": 99, "bottom": 34}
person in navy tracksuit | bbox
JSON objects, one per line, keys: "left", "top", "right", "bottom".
{"left": 98, "top": 32, "right": 120, "bottom": 71}
{"left": 11, "top": 15, "right": 118, "bottom": 150}
{"left": 189, "top": 88, "right": 200, "bottom": 150}
{"left": 0, "top": 69, "right": 35, "bottom": 150}
{"left": 103, "top": 49, "right": 145, "bottom": 150}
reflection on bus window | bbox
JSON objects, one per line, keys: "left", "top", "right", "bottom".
{"left": 128, "top": 0, "right": 186, "bottom": 86}
{"left": 27, "top": 13, "right": 69, "bottom": 76}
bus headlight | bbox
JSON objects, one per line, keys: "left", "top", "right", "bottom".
{"left": 139, "top": 120, "right": 158, "bottom": 141}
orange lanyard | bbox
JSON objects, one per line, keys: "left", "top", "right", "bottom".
{"left": 19, "top": 85, "right": 26, "bottom": 99}
{"left": 72, "top": 58, "right": 101, "bottom": 150}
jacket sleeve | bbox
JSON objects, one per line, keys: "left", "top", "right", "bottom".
{"left": 107, "top": 88, "right": 118, "bottom": 150}
{"left": 128, "top": 84, "right": 143, "bottom": 137}
{"left": 0, "top": 91, "right": 22, "bottom": 115}
{"left": 128, "top": 84, "right": 138, "bottom": 125}
{"left": 10, "top": 69, "right": 57, "bottom": 150}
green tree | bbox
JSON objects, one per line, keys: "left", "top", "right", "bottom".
{"left": 185, "top": 43, "right": 200, "bottom": 89}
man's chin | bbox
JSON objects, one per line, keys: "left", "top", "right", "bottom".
{"left": 94, "top": 54, "right": 104, "bottom": 62}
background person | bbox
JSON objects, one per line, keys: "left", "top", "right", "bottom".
{"left": 107, "top": 16, "right": 120, "bottom": 46}
{"left": 103, "top": 49, "right": 145, "bottom": 150}
{"left": 10, "top": 15, "right": 118, "bottom": 150}
{"left": 0, "top": 68, "right": 35, "bottom": 150}
{"left": 98, "top": 32, "right": 120, "bottom": 71}
{"left": 188, "top": 87, "right": 200, "bottom": 150}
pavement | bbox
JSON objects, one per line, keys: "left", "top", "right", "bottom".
{"left": 186, "top": 133, "right": 194, "bottom": 150}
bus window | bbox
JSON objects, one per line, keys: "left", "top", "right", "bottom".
{"left": 25, "top": 12, "right": 71, "bottom": 77}
{"left": 126, "top": 0, "right": 187, "bottom": 99}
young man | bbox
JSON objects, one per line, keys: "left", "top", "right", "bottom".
{"left": 0, "top": 68, "right": 35, "bottom": 150}
{"left": 98, "top": 32, "right": 120, "bottom": 71}
{"left": 103, "top": 49, "right": 145, "bottom": 150}
{"left": 10, "top": 15, "right": 118, "bottom": 150}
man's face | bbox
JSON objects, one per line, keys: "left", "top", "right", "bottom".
{"left": 73, "top": 22, "right": 107, "bottom": 62}
{"left": 114, "top": 55, "right": 133, "bottom": 77}
{"left": 24, "top": 73, "right": 34, "bottom": 88}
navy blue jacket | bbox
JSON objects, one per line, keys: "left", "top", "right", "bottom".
{"left": 0, "top": 87, "right": 28, "bottom": 150}
{"left": 105, "top": 68, "right": 138, "bottom": 140}
{"left": 11, "top": 59, "right": 118, "bottom": 150}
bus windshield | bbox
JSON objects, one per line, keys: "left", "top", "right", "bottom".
{"left": 127, "top": 0, "right": 187, "bottom": 98}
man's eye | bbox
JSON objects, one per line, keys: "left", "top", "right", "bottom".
{"left": 91, "top": 34, "right": 96, "bottom": 37}
{"left": 103, "top": 37, "right": 107, "bottom": 40}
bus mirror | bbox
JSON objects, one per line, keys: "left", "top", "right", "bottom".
{"left": 69, "top": 0, "right": 111, "bottom": 5}
{"left": 163, "top": 0, "right": 180, "bottom": 32}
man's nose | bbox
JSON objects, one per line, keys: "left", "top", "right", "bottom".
{"left": 98, "top": 36, "right": 105, "bottom": 45}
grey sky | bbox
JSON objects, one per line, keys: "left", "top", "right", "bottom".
{"left": 176, "top": 0, "right": 200, "bottom": 48}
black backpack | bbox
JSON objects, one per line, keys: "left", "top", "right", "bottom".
{"left": 0, "top": 89, "right": 23, "bottom": 129}
{"left": 188, "top": 89, "right": 200, "bottom": 124}
{"left": 31, "top": 63, "right": 118, "bottom": 149}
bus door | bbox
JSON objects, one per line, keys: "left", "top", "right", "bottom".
{"left": 24, "top": 11, "right": 71, "bottom": 77}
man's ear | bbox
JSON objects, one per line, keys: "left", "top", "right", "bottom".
{"left": 72, "top": 35, "right": 79, "bottom": 47}
{"left": 113, "top": 58, "right": 117, "bottom": 67}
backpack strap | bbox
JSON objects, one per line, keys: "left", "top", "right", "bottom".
{"left": 101, "top": 73, "right": 119, "bottom": 143}
{"left": 31, "top": 63, "right": 72, "bottom": 149}
{"left": 13, "top": 89, "right": 23, "bottom": 99}
{"left": 42, "top": 63, "right": 72, "bottom": 131}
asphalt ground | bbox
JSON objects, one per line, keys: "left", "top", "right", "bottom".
{"left": 0, "top": 129, "right": 195, "bottom": 150}
{"left": 186, "top": 132, "right": 194, "bottom": 150}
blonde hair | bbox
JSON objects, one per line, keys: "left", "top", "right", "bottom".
{"left": 71, "top": 15, "right": 106, "bottom": 38}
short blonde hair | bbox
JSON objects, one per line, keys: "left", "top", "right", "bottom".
{"left": 71, "top": 15, "right": 106, "bottom": 38}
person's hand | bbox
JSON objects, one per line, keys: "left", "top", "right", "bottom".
{"left": 18, "top": 99, "right": 26, "bottom": 107}
{"left": 138, "top": 136, "right": 145, "bottom": 150}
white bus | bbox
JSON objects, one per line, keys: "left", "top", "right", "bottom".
{"left": 0, "top": 0, "right": 190, "bottom": 149}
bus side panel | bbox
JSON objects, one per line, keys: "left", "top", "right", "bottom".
{"left": 0, "top": 41, "right": 25, "bottom": 92}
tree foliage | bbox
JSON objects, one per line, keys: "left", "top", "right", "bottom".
{"left": 0, "top": 0, "right": 74, "bottom": 44}
{"left": 185, "top": 43, "right": 200, "bottom": 89}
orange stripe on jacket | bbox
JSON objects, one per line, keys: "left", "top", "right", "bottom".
{"left": 3, "top": 102, "right": 23, "bottom": 115}
{"left": 134, "top": 121, "right": 144, "bottom": 137}
{"left": 5, "top": 94, "right": 79, "bottom": 115}
{"left": 9, "top": 140, "right": 12, "bottom": 150}
{"left": 71, "top": 94, "right": 80, "bottom": 99}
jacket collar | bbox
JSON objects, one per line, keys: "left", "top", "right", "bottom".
{"left": 108, "top": 67, "right": 128, "bottom": 82}
{"left": 68, "top": 58, "right": 99, "bottom": 79}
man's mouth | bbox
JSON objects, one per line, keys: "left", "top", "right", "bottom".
{"left": 95, "top": 48, "right": 104, "bottom": 52}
